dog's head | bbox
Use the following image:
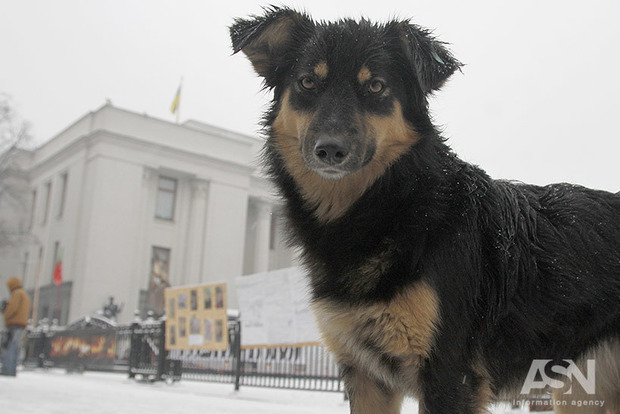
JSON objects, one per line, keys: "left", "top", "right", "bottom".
{"left": 231, "top": 6, "right": 461, "bottom": 188}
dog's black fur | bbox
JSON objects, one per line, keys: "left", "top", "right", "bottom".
{"left": 231, "top": 7, "right": 620, "bottom": 413}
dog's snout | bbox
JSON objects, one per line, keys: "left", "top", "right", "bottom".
{"left": 314, "top": 136, "right": 350, "bottom": 166}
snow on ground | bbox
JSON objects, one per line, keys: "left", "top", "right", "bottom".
{"left": 0, "top": 368, "right": 546, "bottom": 413}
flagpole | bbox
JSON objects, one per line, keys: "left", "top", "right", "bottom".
{"left": 32, "top": 246, "right": 43, "bottom": 327}
{"left": 176, "top": 77, "right": 183, "bottom": 124}
{"left": 51, "top": 247, "right": 64, "bottom": 323}
{"left": 55, "top": 283, "right": 61, "bottom": 323}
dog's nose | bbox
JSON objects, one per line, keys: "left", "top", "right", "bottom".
{"left": 314, "top": 136, "right": 350, "bottom": 166}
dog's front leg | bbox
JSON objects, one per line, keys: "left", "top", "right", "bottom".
{"left": 418, "top": 365, "right": 492, "bottom": 414}
{"left": 343, "top": 366, "right": 404, "bottom": 414}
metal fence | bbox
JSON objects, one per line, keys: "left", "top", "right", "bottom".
{"left": 24, "top": 315, "right": 132, "bottom": 373}
{"left": 238, "top": 344, "right": 342, "bottom": 391}
{"left": 23, "top": 316, "right": 554, "bottom": 407}
{"left": 23, "top": 315, "right": 343, "bottom": 393}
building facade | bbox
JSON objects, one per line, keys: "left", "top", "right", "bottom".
{"left": 0, "top": 104, "right": 296, "bottom": 325}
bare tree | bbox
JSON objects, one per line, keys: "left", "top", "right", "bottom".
{"left": 0, "top": 93, "right": 34, "bottom": 247}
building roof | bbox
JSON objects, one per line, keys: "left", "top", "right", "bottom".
{"left": 30, "top": 103, "right": 264, "bottom": 174}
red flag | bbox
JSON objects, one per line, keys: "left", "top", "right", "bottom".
{"left": 53, "top": 249, "right": 63, "bottom": 287}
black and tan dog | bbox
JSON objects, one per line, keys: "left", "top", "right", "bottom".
{"left": 230, "top": 7, "right": 620, "bottom": 413}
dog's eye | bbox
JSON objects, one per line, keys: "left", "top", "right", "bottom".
{"left": 300, "top": 77, "right": 316, "bottom": 91}
{"left": 368, "top": 79, "right": 385, "bottom": 94}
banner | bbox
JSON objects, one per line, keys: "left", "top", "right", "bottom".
{"left": 50, "top": 330, "right": 116, "bottom": 367}
{"left": 235, "top": 267, "right": 321, "bottom": 348}
{"left": 164, "top": 283, "right": 228, "bottom": 351}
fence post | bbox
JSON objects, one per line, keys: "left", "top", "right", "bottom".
{"left": 156, "top": 319, "right": 167, "bottom": 381}
{"left": 232, "top": 319, "right": 242, "bottom": 391}
{"left": 30, "top": 330, "right": 51, "bottom": 368}
{"left": 128, "top": 320, "right": 140, "bottom": 378}
{"left": 41, "top": 332, "right": 50, "bottom": 368}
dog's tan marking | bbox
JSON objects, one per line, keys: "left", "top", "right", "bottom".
{"left": 313, "top": 61, "right": 328, "bottom": 79}
{"left": 472, "top": 361, "right": 494, "bottom": 413}
{"left": 346, "top": 369, "right": 405, "bottom": 414}
{"left": 272, "top": 89, "right": 313, "bottom": 140}
{"left": 272, "top": 89, "right": 419, "bottom": 222}
{"left": 358, "top": 65, "right": 372, "bottom": 84}
{"left": 313, "top": 281, "right": 440, "bottom": 368}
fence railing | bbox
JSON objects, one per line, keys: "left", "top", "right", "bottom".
{"left": 23, "top": 316, "right": 343, "bottom": 393}
{"left": 23, "top": 316, "right": 553, "bottom": 407}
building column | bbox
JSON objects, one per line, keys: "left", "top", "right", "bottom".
{"left": 254, "top": 200, "right": 272, "bottom": 273}
{"left": 126, "top": 167, "right": 156, "bottom": 319}
{"left": 185, "top": 179, "right": 209, "bottom": 285}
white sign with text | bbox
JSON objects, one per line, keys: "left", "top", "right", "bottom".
{"left": 236, "top": 267, "right": 321, "bottom": 348}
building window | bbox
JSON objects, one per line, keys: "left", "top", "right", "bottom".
{"left": 41, "top": 181, "right": 52, "bottom": 224}
{"left": 22, "top": 252, "right": 29, "bottom": 287}
{"left": 29, "top": 189, "right": 37, "bottom": 229}
{"left": 37, "top": 246, "right": 44, "bottom": 284}
{"left": 155, "top": 176, "right": 177, "bottom": 221}
{"left": 57, "top": 172, "right": 68, "bottom": 219}
{"left": 145, "top": 246, "right": 171, "bottom": 316}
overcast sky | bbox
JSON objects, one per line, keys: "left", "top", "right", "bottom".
{"left": 1, "top": 0, "right": 619, "bottom": 191}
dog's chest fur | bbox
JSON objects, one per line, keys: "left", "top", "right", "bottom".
{"left": 312, "top": 280, "right": 439, "bottom": 391}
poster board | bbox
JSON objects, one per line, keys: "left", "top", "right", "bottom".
{"left": 164, "top": 282, "right": 228, "bottom": 351}
{"left": 235, "top": 267, "right": 321, "bottom": 348}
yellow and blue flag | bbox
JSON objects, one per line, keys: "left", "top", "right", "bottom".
{"left": 170, "top": 83, "right": 181, "bottom": 114}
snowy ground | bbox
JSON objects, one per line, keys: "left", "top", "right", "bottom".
{"left": 0, "top": 368, "right": 548, "bottom": 413}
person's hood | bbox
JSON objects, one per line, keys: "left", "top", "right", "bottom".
{"left": 6, "top": 277, "right": 22, "bottom": 292}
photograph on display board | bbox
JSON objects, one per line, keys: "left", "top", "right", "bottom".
{"left": 169, "top": 325, "right": 176, "bottom": 346}
{"left": 178, "top": 292, "right": 188, "bottom": 309}
{"left": 204, "top": 319, "right": 213, "bottom": 342}
{"left": 168, "top": 297, "right": 175, "bottom": 318}
{"left": 190, "top": 314, "right": 200, "bottom": 335}
{"left": 215, "top": 319, "right": 224, "bottom": 342}
{"left": 215, "top": 286, "right": 224, "bottom": 309}
{"left": 190, "top": 289, "right": 198, "bottom": 311}
{"left": 178, "top": 317, "right": 187, "bottom": 337}
{"left": 203, "top": 287, "right": 212, "bottom": 309}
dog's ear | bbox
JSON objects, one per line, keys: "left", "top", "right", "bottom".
{"left": 230, "top": 6, "right": 313, "bottom": 85}
{"left": 394, "top": 22, "right": 463, "bottom": 94}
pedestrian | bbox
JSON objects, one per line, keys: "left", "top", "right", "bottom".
{"left": 1, "top": 277, "right": 31, "bottom": 376}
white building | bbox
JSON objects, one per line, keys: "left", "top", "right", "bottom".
{"left": 0, "top": 103, "right": 296, "bottom": 325}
